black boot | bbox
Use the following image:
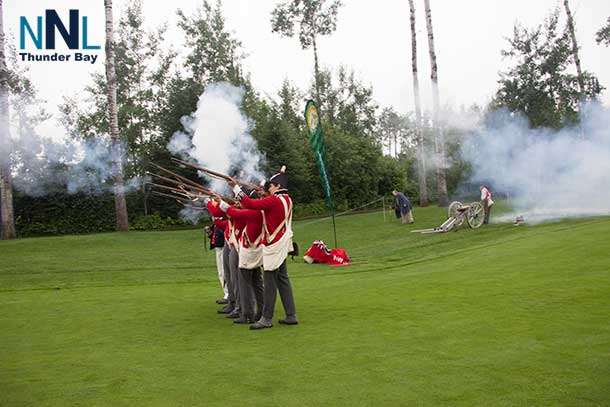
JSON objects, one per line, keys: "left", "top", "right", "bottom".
{"left": 234, "top": 315, "right": 254, "bottom": 324}
{"left": 217, "top": 304, "right": 234, "bottom": 314}
{"left": 278, "top": 315, "right": 299, "bottom": 325}
{"left": 250, "top": 317, "right": 273, "bottom": 330}
{"left": 226, "top": 309, "right": 240, "bottom": 318}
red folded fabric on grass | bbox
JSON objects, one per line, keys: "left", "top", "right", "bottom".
{"left": 303, "top": 240, "right": 350, "bottom": 266}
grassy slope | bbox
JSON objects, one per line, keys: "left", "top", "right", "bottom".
{"left": 0, "top": 206, "right": 609, "bottom": 406}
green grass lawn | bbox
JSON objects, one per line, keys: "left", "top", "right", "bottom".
{"left": 1, "top": 206, "right": 609, "bottom": 406}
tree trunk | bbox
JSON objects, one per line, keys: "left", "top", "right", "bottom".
{"left": 0, "top": 0, "right": 15, "bottom": 240}
{"left": 563, "top": 0, "right": 586, "bottom": 139}
{"left": 105, "top": 0, "right": 129, "bottom": 231}
{"left": 563, "top": 0, "right": 584, "bottom": 98}
{"left": 409, "top": 0, "right": 428, "bottom": 206}
{"left": 423, "top": 0, "right": 448, "bottom": 207}
{"left": 394, "top": 133, "right": 397, "bottom": 158}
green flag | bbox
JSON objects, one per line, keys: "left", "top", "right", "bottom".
{"left": 304, "top": 100, "right": 334, "bottom": 213}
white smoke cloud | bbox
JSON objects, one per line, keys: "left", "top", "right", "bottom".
{"left": 168, "top": 82, "right": 265, "bottom": 192}
{"left": 10, "top": 122, "right": 142, "bottom": 196}
{"left": 178, "top": 206, "right": 204, "bottom": 225}
{"left": 461, "top": 102, "right": 610, "bottom": 223}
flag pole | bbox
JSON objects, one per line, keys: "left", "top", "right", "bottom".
{"left": 331, "top": 208, "right": 338, "bottom": 248}
{"left": 305, "top": 99, "right": 338, "bottom": 248}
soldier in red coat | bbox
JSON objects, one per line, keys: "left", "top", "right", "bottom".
{"left": 206, "top": 199, "right": 243, "bottom": 318}
{"left": 216, "top": 189, "right": 265, "bottom": 324}
{"left": 232, "top": 167, "right": 298, "bottom": 330}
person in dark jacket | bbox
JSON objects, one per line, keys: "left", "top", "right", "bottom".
{"left": 392, "top": 190, "right": 414, "bottom": 224}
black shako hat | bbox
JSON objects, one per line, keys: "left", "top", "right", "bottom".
{"left": 268, "top": 165, "right": 288, "bottom": 188}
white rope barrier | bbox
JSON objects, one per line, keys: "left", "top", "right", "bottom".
{"left": 295, "top": 197, "right": 386, "bottom": 227}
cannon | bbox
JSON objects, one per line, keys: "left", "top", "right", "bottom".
{"left": 412, "top": 201, "right": 484, "bottom": 234}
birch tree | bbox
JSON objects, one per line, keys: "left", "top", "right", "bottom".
{"left": 423, "top": 0, "right": 448, "bottom": 206}
{"left": 0, "top": 0, "right": 15, "bottom": 240}
{"left": 270, "top": 0, "right": 342, "bottom": 109}
{"left": 563, "top": 0, "right": 585, "bottom": 99}
{"left": 104, "top": 0, "right": 129, "bottom": 231}
{"left": 409, "top": 0, "right": 428, "bottom": 206}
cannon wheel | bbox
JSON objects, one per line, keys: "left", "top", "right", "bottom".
{"left": 447, "top": 201, "right": 465, "bottom": 227}
{"left": 447, "top": 201, "right": 462, "bottom": 219}
{"left": 467, "top": 202, "right": 484, "bottom": 229}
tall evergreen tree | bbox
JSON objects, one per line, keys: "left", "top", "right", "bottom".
{"left": 160, "top": 0, "right": 247, "bottom": 143}
{"left": 270, "top": 0, "right": 342, "bottom": 109}
{"left": 315, "top": 66, "right": 377, "bottom": 139}
{"left": 177, "top": 0, "right": 244, "bottom": 87}
{"left": 494, "top": 9, "right": 603, "bottom": 128}
{"left": 596, "top": 17, "right": 610, "bottom": 46}
{"left": 377, "top": 107, "right": 407, "bottom": 158}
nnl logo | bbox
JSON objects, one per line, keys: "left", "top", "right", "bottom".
{"left": 20, "top": 10, "right": 100, "bottom": 50}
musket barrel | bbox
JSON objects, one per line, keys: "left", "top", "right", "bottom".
{"left": 150, "top": 163, "right": 211, "bottom": 193}
{"left": 151, "top": 190, "right": 193, "bottom": 204}
{"left": 171, "top": 157, "right": 260, "bottom": 190}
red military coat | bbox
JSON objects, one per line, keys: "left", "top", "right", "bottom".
{"left": 226, "top": 206, "right": 264, "bottom": 249}
{"left": 239, "top": 191, "right": 292, "bottom": 246}
{"left": 207, "top": 200, "right": 243, "bottom": 247}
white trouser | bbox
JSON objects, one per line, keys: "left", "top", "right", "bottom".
{"left": 215, "top": 247, "right": 228, "bottom": 299}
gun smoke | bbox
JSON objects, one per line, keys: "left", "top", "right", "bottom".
{"left": 167, "top": 82, "right": 265, "bottom": 192}
{"left": 4, "top": 99, "right": 143, "bottom": 198}
{"left": 461, "top": 102, "right": 610, "bottom": 223}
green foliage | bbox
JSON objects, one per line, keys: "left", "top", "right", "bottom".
{"left": 21, "top": 0, "right": 470, "bottom": 239}
{"left": 377, "top": 106, "right": 416, "bottom": 158}
{"left": 13, "top": 191, "right": 188, "bottom": 237}
{"left": 596, "top": 17, "right": 610, "bottom": 46}
{"left": 154, "top": 0, "right": 251, "bottom": 175}
{"left": 316, "top": 66, "right": 378, "bottom": 138}
{"left": 444, "top": 137, "right": 473, "bottom": 198}
{"left": 246, "top": 70, "right": 412, "bottom": 209}
{"left": 293, "top": 200, "right": 337, "bottom": 218}
{"left": 130, "top": 214, "right": 192, "bottom": 231}
{"left": 14, "top": 192, "right": 116, "bottom": 237}
{"left": 59, "top": 0, "right": 175, "bottom": 182}
{"left": 177, "top": 0, "right": 244, "bottom": 85}
{"left": 270, "top": 0, "right": 343, "bottom": 50}
{"left": 493, "top": 9, "right": 603, "bottom": 128}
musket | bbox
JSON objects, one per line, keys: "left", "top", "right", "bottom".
{"left": 171, "top": 157, "right": 260, "bottom": 190}
{"left": 172, "top": 187, "right": 235, "bottom": 206}
{"left": 149, "top": 163, "right": 213, "bottom": 194}
{"left": 151, "top": 190, "right": 197, "bottom": 205}
{"left": 151, "top": 191, "right": 208, "bottom": 211}
{"left": 221, "top": 196, "right": 237, "bottom": 206}
{"left": 147, "top": 171, "right": 188, "bottom": 188}
{"left": 148, "top": 164, "right": 238, "bottom": 205}
{"left": 146, "top": 170, "right": 213, "bottom": 196}
{"left": 146, "top": 182, "right": 195, "bottom": 199}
